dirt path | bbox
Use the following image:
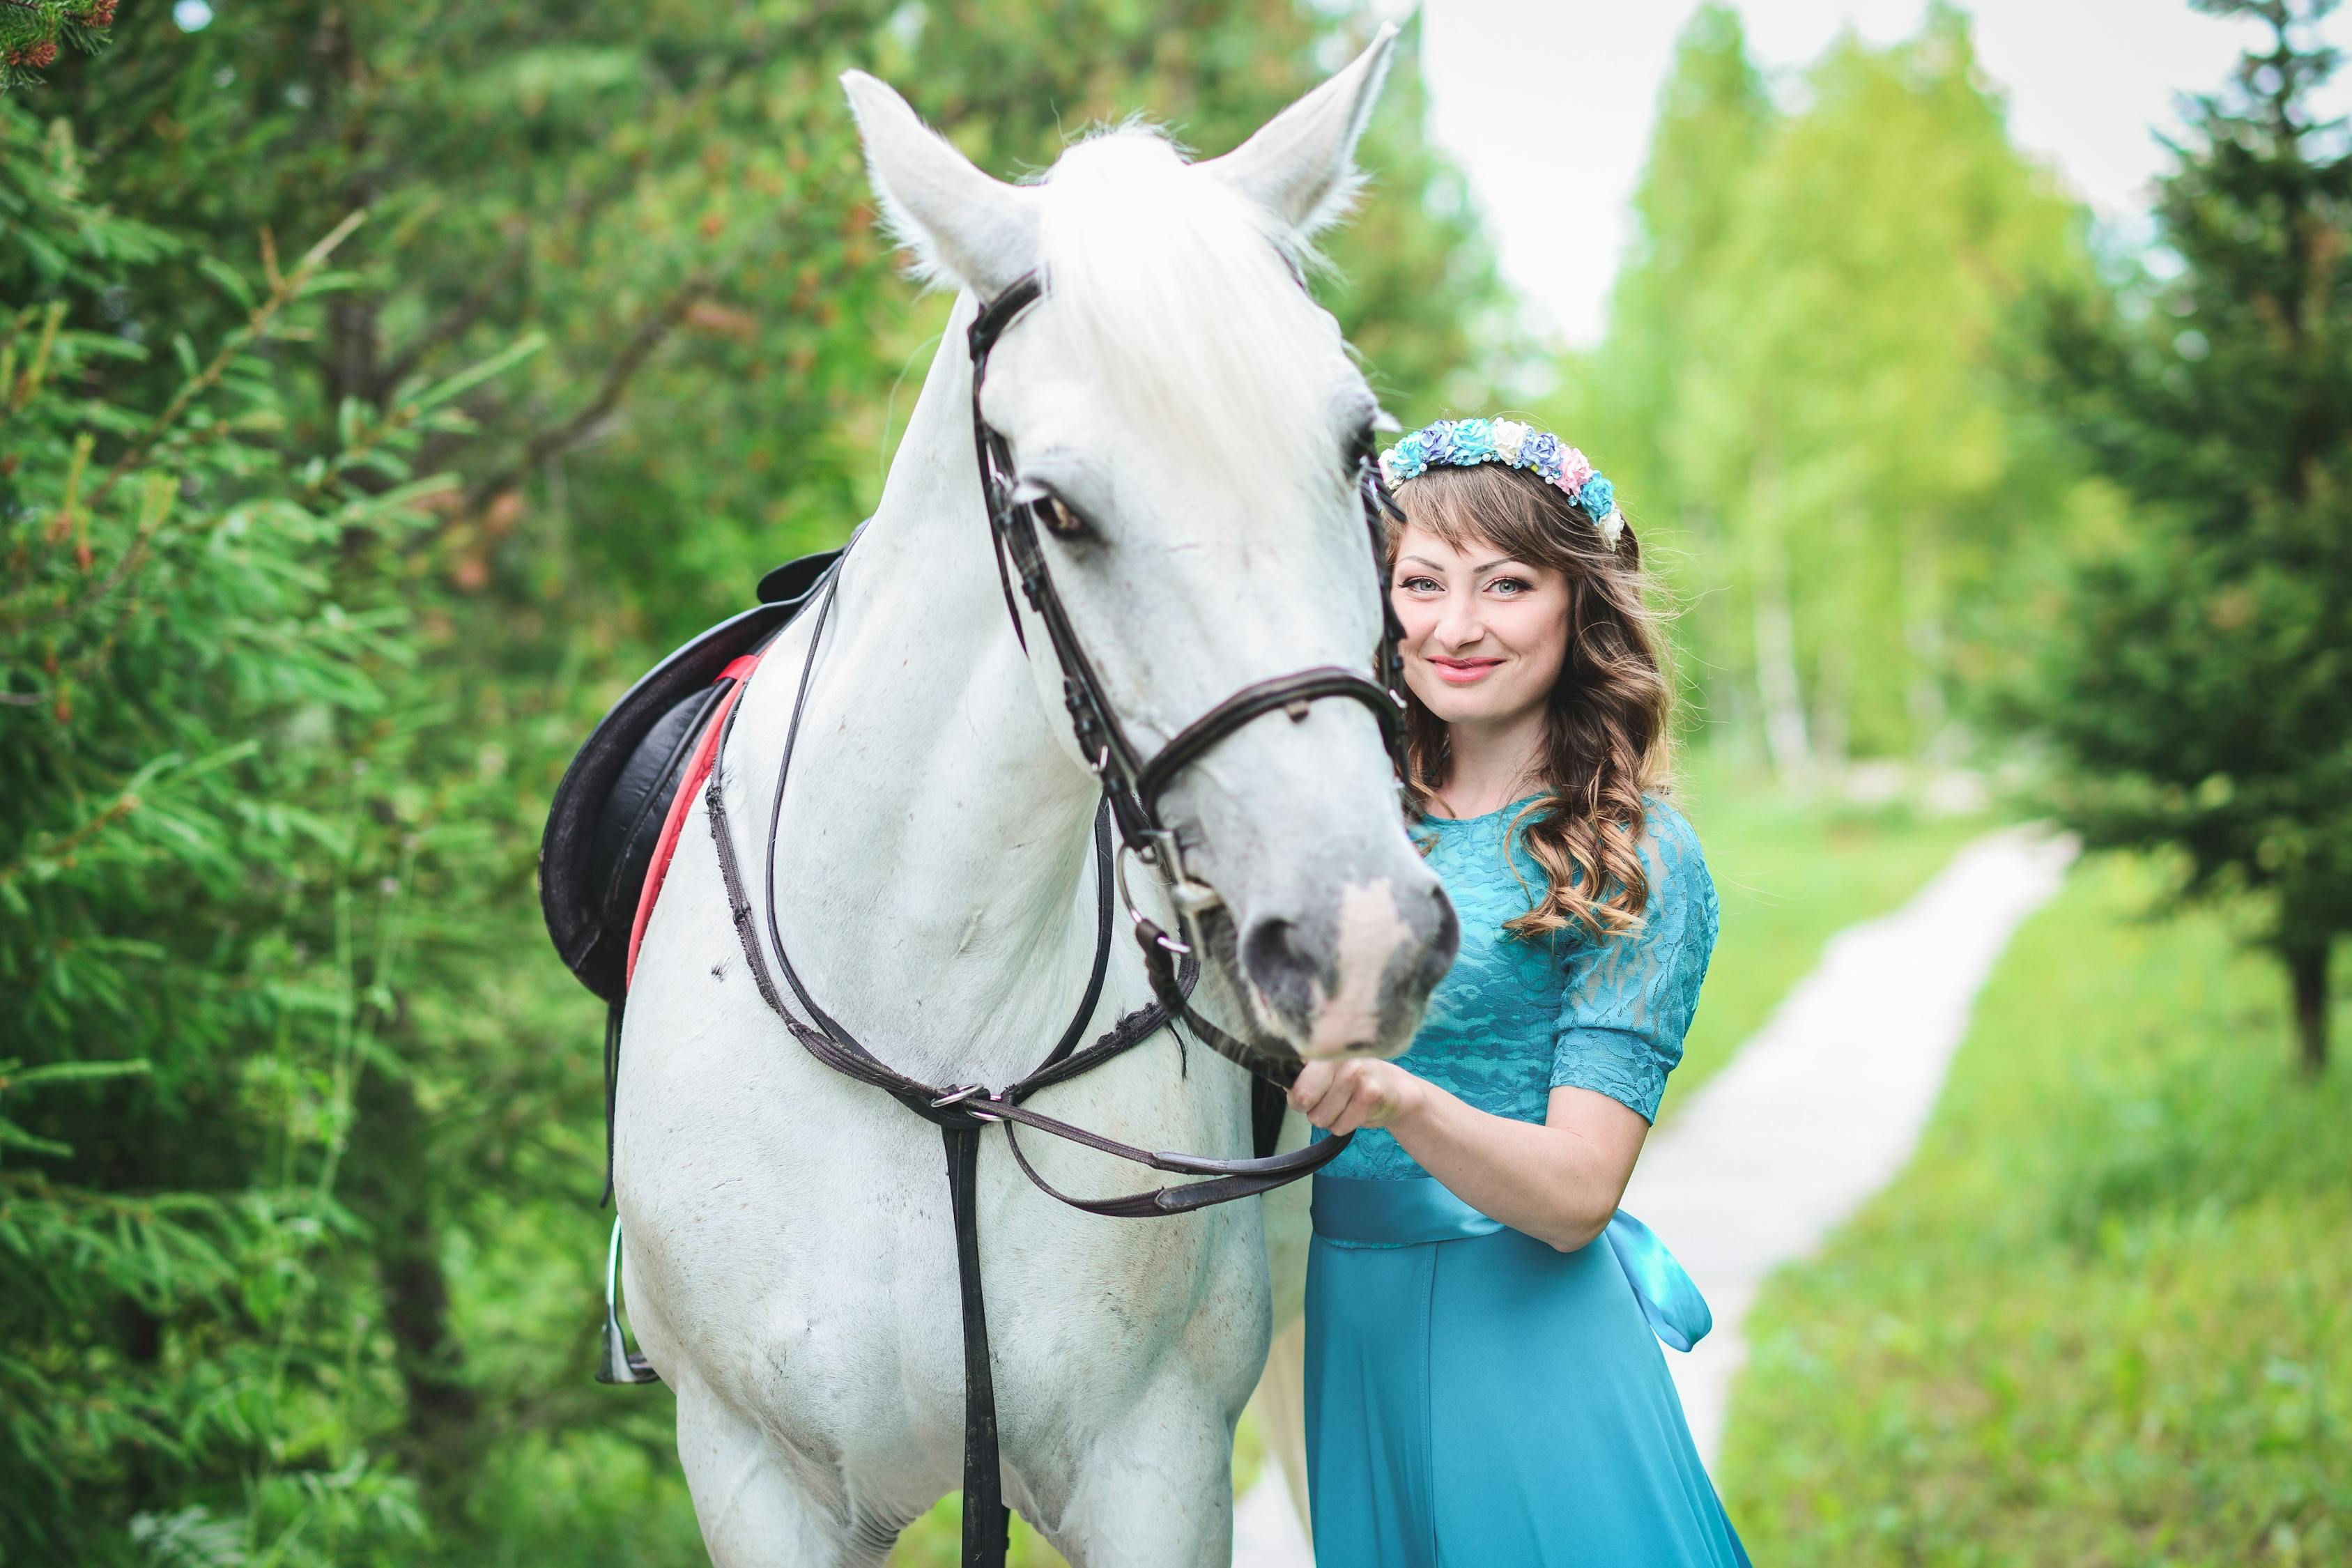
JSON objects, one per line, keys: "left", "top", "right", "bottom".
{"left": 1622, "top": 824, "right": 2078, "bottom": 1466}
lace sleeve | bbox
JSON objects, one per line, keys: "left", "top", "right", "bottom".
{"left": 1548, "top": 801, "right": 1720, "bottom": 1123}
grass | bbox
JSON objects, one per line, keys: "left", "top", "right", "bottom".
{"left": 1719, "top": 854, "right": 2352, "bottom": 1566}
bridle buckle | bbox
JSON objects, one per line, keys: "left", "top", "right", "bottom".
{"left": 932, "top": 1083, "right": 1006, "bottom": 1122}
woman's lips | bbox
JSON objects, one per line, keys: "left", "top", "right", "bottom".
{"left": 1430, "top": 656, "right": 1503, "bottom": 686}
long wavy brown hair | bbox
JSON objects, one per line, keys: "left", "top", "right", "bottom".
{"left": 1387, "top": 461, "right": 1673, "bottom": 941}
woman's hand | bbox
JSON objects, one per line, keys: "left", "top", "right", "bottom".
{"left": 1287, "top": 1058, "right": 1428, "bottom": 1137}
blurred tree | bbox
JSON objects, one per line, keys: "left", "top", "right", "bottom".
{"left": 1568, "top": 4, "right": 2096, "bottom": 777}
{"left": 0, "top": 91, "right": 531, "bottom": 1563}
{"left": 3, "top": 4, "right": 1509, "bottom": 1560}
{"left": 2013, "top": 0, "right": 2352, "bottom": 1073}
{"left": 1553, "top": 5, "right": 1775, "bottom": 760}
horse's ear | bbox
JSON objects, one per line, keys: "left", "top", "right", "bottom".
{"left": 1200, "top": 23, "right": 1398, "bottom": 243}
{"left": 841, "top": 70, "right": 1040, "bottom": 298}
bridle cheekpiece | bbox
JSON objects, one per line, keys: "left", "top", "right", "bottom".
{"left": 965, "top": 270, "right": 1413, "bottom": 1046}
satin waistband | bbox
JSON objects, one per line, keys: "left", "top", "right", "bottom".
{"left": 1309, "top": 1175, "right": 1714, "bottom": 1351}
{"left": 1312, "top": 1172, "right": 1505, "bottom": 1245}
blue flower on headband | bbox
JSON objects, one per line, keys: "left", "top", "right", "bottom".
{"left": 1578, "top": 474, "right": 1615, "bottom": 522}
{"left": 1519, "top": 429, "right": 1565, "bottom": 486}
{"left": 1387, "top": 431, "right": 1431, "bottom": 482}
{"left": 1445, "top": 421, "right": 1496, "bottom": 466}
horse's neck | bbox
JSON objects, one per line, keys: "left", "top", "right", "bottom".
{"left": 744, "top": 298, "right": 1105, "bottom": 1089}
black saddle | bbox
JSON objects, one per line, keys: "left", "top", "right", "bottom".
{"left": 540, "top": 550, "right": 840, "bottom": 1007}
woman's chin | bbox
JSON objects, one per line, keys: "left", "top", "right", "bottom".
{"left": 1417, "top": 684, "right": 1532, "bottom": 727}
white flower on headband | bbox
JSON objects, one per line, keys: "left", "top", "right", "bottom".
{"left": 1490, "top": 419, "right": 1530, "bottom": 465}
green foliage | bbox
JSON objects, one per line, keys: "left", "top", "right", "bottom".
{"left": 1561, "top": 4, "right": 2098, "bottom": 776}
{"left": 2008, "top": 0, "right": 2352, "bottom": 1071}
{"left": 1, "top": 5, "right": 1509, "bottom": 1560}
{"left": 0, "top": 87, "right": 535, "bottom": 1562}
{"left": 1721, "top": 854, "right": 2352, "bottom": 1565}
{"left": 0, "top": 0, "right": 112, "bottom": 93}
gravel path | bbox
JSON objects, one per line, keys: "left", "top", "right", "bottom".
{"left": 1232, "top": 824, "right": 2078, "bottom": 1561}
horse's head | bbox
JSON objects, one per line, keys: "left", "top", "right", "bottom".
{"left": 841, "top": 30, "right": 1456, "bottom": 1063}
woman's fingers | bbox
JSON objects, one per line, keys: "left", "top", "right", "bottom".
{"left": 1287, "top": 1060, "right": 1336, "bottom": 1112}
{"left": 1307, "top": 1066, "right": 1361, "bottom": 1128}
{"left": 1328, "top": 1083, "right": 1375, "bottom": 1137}
{"left": 1292, "top": 1059, "right": 1400, "bottom": 1133}
{"left": 1290, "top": 1060, "right": 1427, "bottom": 1132}
{"left": 1298, "top": 1067, "right": 1355, "bottom": 1128}
{"left": 1290, "top": 1061, "right": 1350, "bottom": 1128}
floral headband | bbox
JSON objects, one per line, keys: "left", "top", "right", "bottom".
{"left": 1377, "top": 417, "right": 1625, "bottom": 551}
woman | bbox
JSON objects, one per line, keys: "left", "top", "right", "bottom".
{"left": 1291, "top": 417, "right": 1748, "bottom": 1565}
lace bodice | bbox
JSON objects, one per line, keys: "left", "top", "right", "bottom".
{"left": 1320, "top": 795, "right": 1719, "bottom": 1182}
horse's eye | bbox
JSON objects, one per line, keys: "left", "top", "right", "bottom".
{"left": 1035, "top": 492, "right": 1089, "bottom": 539}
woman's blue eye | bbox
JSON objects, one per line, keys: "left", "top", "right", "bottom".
{"left": 1488, "top": 576, "right": 1531, "bottom": 595}
{"left": 1398, "top": 575, "right": 1442, "bottom": 592}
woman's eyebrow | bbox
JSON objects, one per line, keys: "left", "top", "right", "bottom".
{"left": 1397, "top": 553, "right": 1525, "bottom": 574}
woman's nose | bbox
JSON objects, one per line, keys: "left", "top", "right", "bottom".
{"left": 1434, "top": 590, "right": 1484, "bottom": 647}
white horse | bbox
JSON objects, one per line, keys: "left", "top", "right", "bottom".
{"left": 616, "top": 29, "right": 1453, "bottom": 1564}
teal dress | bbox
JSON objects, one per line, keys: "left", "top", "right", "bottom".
{"left": 1303, "top": 797, "right": 1750, "bottom": 1567}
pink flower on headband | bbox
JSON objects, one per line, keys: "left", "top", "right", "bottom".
{"left": 1557, "top": 447, "right": 1596, "bottom": 494}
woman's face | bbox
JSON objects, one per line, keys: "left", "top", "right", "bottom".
{"left": 1390, "top": 521, "right": 1572, "bottom": 730}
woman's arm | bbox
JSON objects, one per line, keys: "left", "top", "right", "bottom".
{"left": 1288, "top": 1060, "right": 1647, "bottom": 1252}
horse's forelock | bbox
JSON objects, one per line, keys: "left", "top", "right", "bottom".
{"left": 1035, "top": 125, "right": 1344, "bottom": 498}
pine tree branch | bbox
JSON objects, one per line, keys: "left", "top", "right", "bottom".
{"left": 89, "top": 210, "right": 367, "bottom": 516}
{"left": 1, "top": 213, "right": 365, "bottom": 636}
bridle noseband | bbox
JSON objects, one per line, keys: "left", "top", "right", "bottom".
{"left": 968, "top": 272, "right": 1413, "bottom": 1066}
{"left": 692, "top": 266, "right": 1415, "bottom": 1567}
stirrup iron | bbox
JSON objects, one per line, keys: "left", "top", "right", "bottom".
{"left": 597, "top": 1217, "right": 662, "bottom": 1386}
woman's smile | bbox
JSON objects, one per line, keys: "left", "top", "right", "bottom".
{"left": 1431, "top": 654, "right": 1506, "bottom": 684}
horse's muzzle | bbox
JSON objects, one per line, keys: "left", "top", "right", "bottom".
{"left": 1233, "top": 856, "right": 1458, "bottom": 1061}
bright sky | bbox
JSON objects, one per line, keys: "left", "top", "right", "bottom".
{"left": 1374, "top": 1, "right": 2288, "bottom": 346}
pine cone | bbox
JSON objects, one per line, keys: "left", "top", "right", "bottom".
{"left": 86, "top": 0, "right": 119, "bottom": 23}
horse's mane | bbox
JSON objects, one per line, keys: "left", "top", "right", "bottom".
{"left": 1036, "top": 125, "right": 1343, "bottom": 495}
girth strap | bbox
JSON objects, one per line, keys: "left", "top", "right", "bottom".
{"left": 943, "top": 1124, "right": 1010, "bottom": 1567}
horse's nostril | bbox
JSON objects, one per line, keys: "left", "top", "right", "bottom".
{"left": 1240, "top": 915, "right": 1322, "bottom": 1020}
{"left": 1425, "top": 884, "right": 1461, "bottom": 976}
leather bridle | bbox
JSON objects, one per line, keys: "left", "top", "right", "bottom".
{"left": 969, "top": 272, "right": 1413, "bottom": 1075}
{"left": 694, "top": 268, "right": 1411, "bottom": 1565}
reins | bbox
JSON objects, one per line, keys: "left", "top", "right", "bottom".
{"left": 695, "top": 268, "right": 1411, "bottom": 1567}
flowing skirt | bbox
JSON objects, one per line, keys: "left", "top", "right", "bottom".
{"left": 1303, "top": 1175, "right": 1750, "bottom": 1567}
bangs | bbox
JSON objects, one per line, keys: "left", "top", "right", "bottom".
{"left": 1389, "top": 461, "right": 1592, "bottom": 571}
